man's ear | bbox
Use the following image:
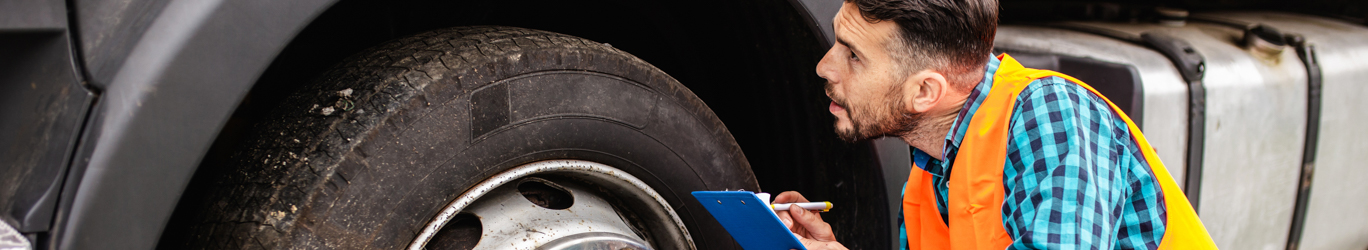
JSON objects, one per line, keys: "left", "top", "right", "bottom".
{"left": 902, "top": 70, "right": 949, "bottom": 113}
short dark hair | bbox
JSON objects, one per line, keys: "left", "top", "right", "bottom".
{"left": 846, "top": 0, "right": 998, "bottom": 90}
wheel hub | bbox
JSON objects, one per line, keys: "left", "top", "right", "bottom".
{"left": 463, "top": 177, "right": 648, "bottom": 249}
{"left": 409, "top": 160, "right": 692, "bottom": 250}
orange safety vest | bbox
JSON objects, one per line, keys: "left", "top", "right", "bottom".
{"left": 902, "top": 54, "right": 1218, "bottom": 250}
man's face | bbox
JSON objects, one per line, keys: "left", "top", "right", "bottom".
{"left": 817, "top": 2, "right": 914, "bottom": 142}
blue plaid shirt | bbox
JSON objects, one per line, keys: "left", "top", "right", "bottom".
{"left": 898, "top": 57, "right": 1167, "bottom": 250}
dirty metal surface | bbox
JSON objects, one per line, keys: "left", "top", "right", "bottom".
{"left": 410, "top": 160, "right": 690, "bottom": 250}
{"left": 465, "top": 180, "right": 645, "bottom": 250}
{"left": 537, "top": 232, "right": 651, "bottom": 250}
{"left": 465, "top": 179, "right": 646, "bottom": 250}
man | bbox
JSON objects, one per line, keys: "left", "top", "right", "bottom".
{"left": 772, "top": 0, "right": 1217, "bottom": 249}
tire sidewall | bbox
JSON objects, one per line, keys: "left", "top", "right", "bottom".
{"left": 278, "top": 27, "right": 754, "bottom": 249}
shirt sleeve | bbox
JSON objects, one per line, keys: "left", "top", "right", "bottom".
{"left": 1000, "top": 77, "right": 1166, "bottom": 250}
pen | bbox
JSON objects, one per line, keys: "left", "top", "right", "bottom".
{"left": 771, "top": 202, "right": 833, "bottom": 212}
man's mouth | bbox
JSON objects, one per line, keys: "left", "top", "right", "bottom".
{"left": 825, "top": 84, "right": 847, "bottom": 115}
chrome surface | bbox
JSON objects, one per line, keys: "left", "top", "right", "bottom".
{"left": 536, "top": 232, "right": 652, "bottom": 250}
{"left": 0, "top": 221, "right": 29, "bottom": 250}
{"left": 1212, "top": 12, "right": 1368, "bottom": 250}
{"left": 410, "top": 160, "right": 692, "bottom": 250}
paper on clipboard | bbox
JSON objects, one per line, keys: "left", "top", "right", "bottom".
{"left": 691, "top": 191, "right": 806, "bottom": 250}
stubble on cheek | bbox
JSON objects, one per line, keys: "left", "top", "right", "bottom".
{"left": 874, "top": 82, "right": 916, "bottom": 136}
{"left": 828, "top": 81, "right": 917, "bottom": 143}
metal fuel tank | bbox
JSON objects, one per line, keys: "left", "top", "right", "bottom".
{"left": 991, "top": 9, "right": 1368, "bottom": 249}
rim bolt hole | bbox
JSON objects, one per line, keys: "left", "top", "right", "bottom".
{"left": 428, "top": 213, "right": 482, "bottom": 250}
{"left": 519, "top": 180, "right": 574, "bottom": 209}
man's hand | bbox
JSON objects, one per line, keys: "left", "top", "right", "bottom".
{"left": 774, "top": 191, "right": 848, "bottom": 250}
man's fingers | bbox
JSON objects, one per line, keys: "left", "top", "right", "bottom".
{"left": 777, "top": 210, "right": 794, "bottom": 228}
{"left": 774, "top": 191, "right": 816, "bottom": 235}
{"left": 793, "top": 204, "right": 823, "bottom": 221}
{"left": 791, "top": 215, "right": 848, "bottom": 250}
{"left": 789, "top": 207, "right": 836, "bottom": 241}
{"left": 773, "top": 191, "right": 810, "bottom": 204}
{"left": 779, "top": 210, "right": 808, "bottom": 235}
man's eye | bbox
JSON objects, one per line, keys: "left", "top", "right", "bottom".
{"left": 849, "top": 52, "right": 859, "bottom": 61}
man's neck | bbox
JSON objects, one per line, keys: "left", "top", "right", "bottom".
{"left": 898, "top": 100, "right": 967, "bottom": 161}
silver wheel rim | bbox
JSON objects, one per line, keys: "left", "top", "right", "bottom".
{"left": 409, "top": 160, "right": 694, "bottom": 250}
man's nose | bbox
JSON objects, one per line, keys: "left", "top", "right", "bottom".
{"left": 815, "top": 48, "right": 838, "bottom": 84}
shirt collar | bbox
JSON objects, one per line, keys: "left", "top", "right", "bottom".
{"left": 911, "top": 56, "right": 1001, "bottom": 175}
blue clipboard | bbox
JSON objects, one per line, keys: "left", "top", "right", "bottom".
{"left": 692, "top": 191, "right": 806, "bottom": 250}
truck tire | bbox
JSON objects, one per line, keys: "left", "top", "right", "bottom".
{"left": 178, "top": 26, "right": 756, "bottom": 249}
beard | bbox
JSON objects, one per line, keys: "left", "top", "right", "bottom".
{"left": 827, "top": 82, "right": 920, "bottom": 143}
